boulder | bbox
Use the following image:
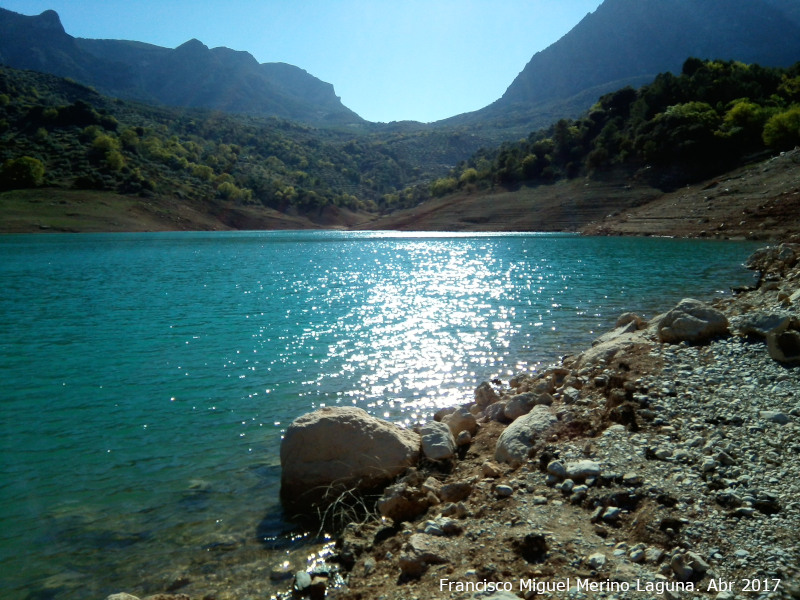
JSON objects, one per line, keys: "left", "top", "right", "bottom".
{"left": 565, "top": 460, "right": 601, "bottom": 480}
{"left": 503, "top": 393, "right": 536, "bottom": 420}
{"left": 441, "top": 407, "right": 478, "bottom": 436}
{"left": 530, "top": 375, "right": 555, "bottom": 395}
{"left": 733, "top": 312, "right": 791, "bottom": 337}
{"left": 495, "top": 405, "right": 558, "bottom": 467}
{"left": 746, "top": 243, "right": 800, "bottom": 279}
{"left": 377, "top": 482, "right": 430, "bottom": 522}
{"left": 455, "top": 430, "right": 472, "bottom": 446}
{"left": 657, "top": 298, "right": 729, "bottom": 344}
{"left": 474, "top": 381, "right": 500, "bottom": 408}
{"left": 485, "top": 400, "right": 510, "bottom": 422}
{"left": 280, "top": 407, "right": 420, "bottom": 511}
{"left": 419, "top": 421, "right": 456, "bottom": 461}
{"left": 766, "top": 330, "right": 800, "bottom": 364}
{"left": 593, "top": 318, "right": 640, "bottom": 347}
{"left": 439, "top": 480, "right": 473, "bottom": 502}
{"left": 433, "top": 406, "right": 456, "bottom": 421}
{"left": 398, "top": 533, "right": 450, "bottom": 577}
{"left": 616, "top": 312, "right": 646, "bottom": 329}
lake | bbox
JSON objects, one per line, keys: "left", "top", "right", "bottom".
{"left": 0, "top": 231, "right": 759, "bottom": 599}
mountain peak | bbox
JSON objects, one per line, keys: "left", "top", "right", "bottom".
{"left": 497, "top": 0, "right": 800, "bottom": 109}
{"left": 176, "top": 38, "right": 209, "bottom": 53}
{"left": 34, "top": 9, "right": 66, "bottom": 33}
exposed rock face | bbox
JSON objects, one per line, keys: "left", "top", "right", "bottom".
{"left": 657, "top": 298, "right": 729, "bottom": 344}
{"left": 494, "top": 405, "right": 558, "bottom": 467}
{"left": 280, "top": 407, "right": 420, "bottom": 512}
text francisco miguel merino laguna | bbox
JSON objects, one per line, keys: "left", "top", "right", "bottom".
{"left": 438, "top": 576, "right": 742, "bottom": 595}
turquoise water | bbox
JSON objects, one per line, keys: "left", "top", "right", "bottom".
{"left": 0, "top": 231, "right": 758, "bottom": 599}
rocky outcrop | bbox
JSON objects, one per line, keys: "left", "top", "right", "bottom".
{"left": 657, "top": 298, "right": 729, "bottom": 344}
{"left": 494, "top": 405, "right": 558, "bottom": 467}
{"left": 280, "top": 406, "right": 420, "bottom": 512}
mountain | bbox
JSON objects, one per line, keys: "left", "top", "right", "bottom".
{"left": 443, "top": 0, "right": 800, "bottom": 132}
{"left": 0, "top": 8, "right": 362, "bottom": 125}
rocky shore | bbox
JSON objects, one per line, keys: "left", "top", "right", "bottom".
{"left": 108, "top": 243, "right": 800, "bottom": 600}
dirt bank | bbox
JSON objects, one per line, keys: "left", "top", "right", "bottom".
{"left": 582, "top": 149, "right": 800, "bottom": 241}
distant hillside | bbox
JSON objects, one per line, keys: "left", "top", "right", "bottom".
{"left": 383, "top": 56, "right": 800, "bottom": 221}
{"left": 0, "top": 66, "right": 401, "bottom": 225}
{"left": 442, "top": 0, "right": 800, "bottom": 133}
{"left": 0, "top": 8, "right": 362, "bottom": 125}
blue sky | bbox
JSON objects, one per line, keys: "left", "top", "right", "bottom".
{"left": 2, "top": 0, "right": 603, "bottom": 123}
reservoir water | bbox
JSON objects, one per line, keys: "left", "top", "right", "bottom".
{"left": 0, "top": 231, "right": 758, "bottom": 599}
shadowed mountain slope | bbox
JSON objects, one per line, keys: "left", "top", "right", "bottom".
{"left": 0, "top": 8, "right": 362, "bottom": 125}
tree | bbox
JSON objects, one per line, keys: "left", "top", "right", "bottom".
{"left": 459, "top": 168, "right": 478, "bottom": 185}
{"left": 0, "top": 156, "right": 46, "bottom": 188}
{"left": 762, "top": 106, "right": 800, "bottom": 149}
{"left": 430, "top": 177, "right": 457, "bottom": 197}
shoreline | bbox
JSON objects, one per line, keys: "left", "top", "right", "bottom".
{"left": 301, "top": 243, "right": 800, "bottom": 600}
{"left": 93, "top": 242, "right": 799, "bottom": 600}
{"left": 3, "top": 149, "right": 800, "bottom": 240}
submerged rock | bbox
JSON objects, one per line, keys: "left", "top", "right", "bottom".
{"left": 280, "top": 407, "right": 420, "bottom": 513}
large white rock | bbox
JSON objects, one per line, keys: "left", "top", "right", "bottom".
{"left": 657, "top": 298, "right": 729, "bottom": 344}
{"left": 280, "top": 407, "right": 420, "bottom": 510}
{"left": 495, "top": 405, "right": 557, "bottom": 467}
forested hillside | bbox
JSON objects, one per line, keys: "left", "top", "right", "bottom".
{"left": 0, "top": 66, "right": 481, "bottom": 221}
{"left": 419, "top": 59, "right": 800, "bottom": 204}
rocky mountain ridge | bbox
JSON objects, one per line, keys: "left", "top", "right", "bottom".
{"left": 0, "top": 7, "right": 361, "bottom": 125}
{"left": 445, "top": 0, "right": 800, "bottom": 133}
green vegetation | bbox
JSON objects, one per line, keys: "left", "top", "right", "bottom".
{"left": 417, "top": 59, "right": 800, "bottom": 202}
{"left": 0, "top": 66, "right": 471, "bottom": 217}
{"left": 4, "top": 59, "right": 800, "bottom": 226}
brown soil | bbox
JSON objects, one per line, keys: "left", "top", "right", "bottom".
{"left": 362, "top": 149, "right": 800, "bottom": 240}
{"left": 0, "top": 189, "right": 373, "bottom": 233}
{"left": 582, "top": 149, "right": 800, "bottom": 241}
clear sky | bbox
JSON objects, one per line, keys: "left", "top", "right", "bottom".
{"left": 1, "top": 0, "right": 603, "bottom": 123}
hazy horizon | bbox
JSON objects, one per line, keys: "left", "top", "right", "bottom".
{"left": 0, "top": 0, "right": 603, "bottom": 123}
